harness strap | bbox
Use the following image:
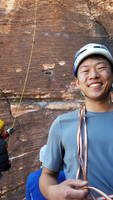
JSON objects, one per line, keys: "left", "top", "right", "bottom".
{"left": 76, "top": 105, "right": 112, "bottom": 200}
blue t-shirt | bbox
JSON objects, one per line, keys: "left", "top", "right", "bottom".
{"left": 43, "top": 109, "right": 113, "bottom": 196}
{"left": 26, "top": 168, "right": 65, "bottom": 200}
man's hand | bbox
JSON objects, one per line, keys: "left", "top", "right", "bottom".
{"left": 48, "top": 179, "right": 89, "bottom": 200}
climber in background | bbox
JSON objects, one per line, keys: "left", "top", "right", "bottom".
{"left": 0, "top": 120, "right": 14, "bottom": 139}
{"left": 0, "top": 120, "right": 14, "bottom": 195}
{"left": 0, "top": 119, "right": 14, "bottom": 173}
{"left": 26, "top": 145, "right": 65, "bottom": 200}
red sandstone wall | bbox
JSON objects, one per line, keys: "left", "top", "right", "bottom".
{"left": 0, "top": 0, "right": 113, "bottom": 199}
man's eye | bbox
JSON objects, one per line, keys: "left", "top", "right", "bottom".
{"left": 98, "top": 66, "right": 107, "bottom": 70}
{"left": 97, "top": 63, "right": 107, "bottom": 69}
{"left": 81, "top": 70, "right": 89, "bottom": 73}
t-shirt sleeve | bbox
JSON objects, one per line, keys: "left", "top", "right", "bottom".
{"left": 26, "top": 174, "right": 31, "bottom": 200}
{"left": 42, "top": 116, "right": 63, "bottom": 172}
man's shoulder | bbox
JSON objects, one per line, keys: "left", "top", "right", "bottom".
{"left": 50, "top": 109, "right": 80, "bottom": 131}
{"left": 57, "top": 109, "right": 79, "bottom": 122}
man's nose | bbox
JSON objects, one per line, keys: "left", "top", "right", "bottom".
{"left": 89, "top": 68, "right": 99, "bottom": 79}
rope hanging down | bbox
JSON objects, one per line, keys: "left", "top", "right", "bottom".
{"left": 12, "top": 0, "right": 38, "bottom": 128}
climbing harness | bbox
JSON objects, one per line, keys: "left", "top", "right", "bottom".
{"left": 76, "top": 105, "right": 112, "bottom": 200}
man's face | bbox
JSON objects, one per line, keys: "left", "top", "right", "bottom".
{"left": 75, "top": 57, "right": 113, "bottom": 101}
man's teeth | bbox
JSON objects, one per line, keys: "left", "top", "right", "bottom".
{"left": 89, "top": 83, "right": 102, "bottom": 88}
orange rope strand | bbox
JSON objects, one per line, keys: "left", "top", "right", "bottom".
{"left": 12, "top": 0, "right": 38, "bottom": 128}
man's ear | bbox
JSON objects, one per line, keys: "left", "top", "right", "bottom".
{"left": 74, "top": 77, "right": 81, "bottom": 90}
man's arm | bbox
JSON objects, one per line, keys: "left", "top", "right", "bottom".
{"left": 39, "top": 168, "right": 89, "bottom": 200}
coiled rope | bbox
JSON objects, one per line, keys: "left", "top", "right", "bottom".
{"left": 76, "top": 105, "right": 112, "bottom": 200}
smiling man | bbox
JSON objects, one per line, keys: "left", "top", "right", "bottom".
{"left": 39, "top": 43, "right": 113, "bottom": 200}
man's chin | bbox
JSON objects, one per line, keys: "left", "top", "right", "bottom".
{"left": 85, "top": 93, "right": 111, "bottom": 102}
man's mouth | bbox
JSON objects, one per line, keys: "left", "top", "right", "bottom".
{"left": 88, "top": 82, "right": 103, "bottom": 88}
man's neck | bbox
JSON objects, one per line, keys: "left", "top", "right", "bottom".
{"left": 85, "top": 97, "right": 113, "bottom": 112}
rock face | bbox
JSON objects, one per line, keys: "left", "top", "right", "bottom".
{"left": 0, "top": 0, "right": 113, "bottom": 199}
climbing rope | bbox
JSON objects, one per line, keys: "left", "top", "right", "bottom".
{"left": 12, "top": 0, "right": 38, "bottom": 128}
{"left": 0, "top": 0, "right": 38, "bottom": 196}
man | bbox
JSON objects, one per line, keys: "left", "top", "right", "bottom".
{"left": 39, "top": 43, "right": 113, "bottom": 200}
{"left": 26, "top": 145, "right": 65, "bottom": 200}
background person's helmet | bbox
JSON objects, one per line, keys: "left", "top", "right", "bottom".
{"left": 73, "top": 43, "right": 113, "bottom": 77}
{"left": 0, "top": 120, "right": 5, "bottom": 130}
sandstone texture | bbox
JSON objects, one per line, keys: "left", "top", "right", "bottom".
{"left": 0, "top": 0, "right": 113, "bottom": 199}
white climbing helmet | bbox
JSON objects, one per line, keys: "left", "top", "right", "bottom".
{"left": 73, "top": 43, "right": 113, "bottom": 77}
